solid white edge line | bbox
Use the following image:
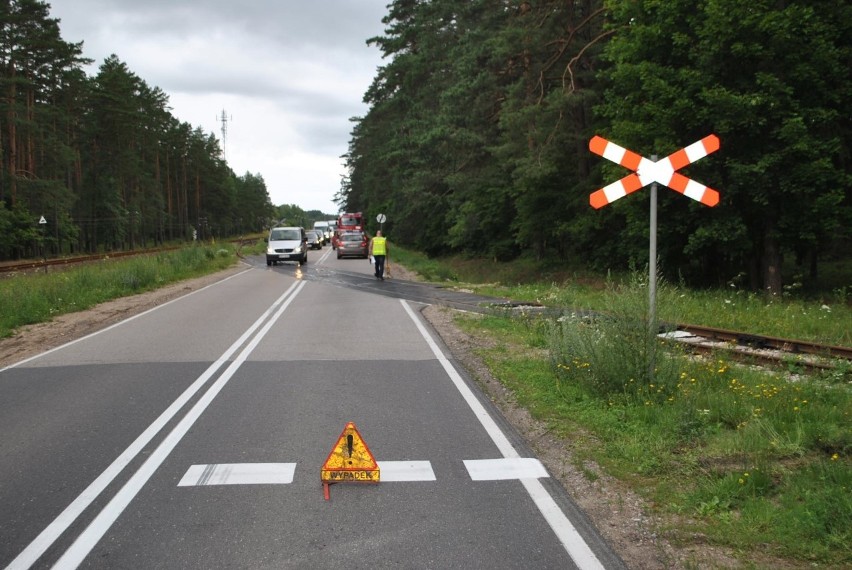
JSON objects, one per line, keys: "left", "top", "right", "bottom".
{"left": 5, "top": 275, "right": 299, "bottom": 570}
{"left": 0, "top": 267, "right": 253, "bottom": 373}
{"left": 398, "top": 300, "right": 518, "bottom": 459}
{"left": 400, "top": 300, "right": 605, "bottom": 570}
{"left": 178, "top": 463, "right": 296, "bottom": 486}
{"left": 52, "top": 280, "right": 307, "bottom": 569}
{"left": 522, "top": 479, "right": 605, "bottom": 570}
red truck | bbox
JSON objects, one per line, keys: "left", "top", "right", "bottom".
{"left": 333, "top": 212, "right": 365, "bottom": 248}
{"left": 337, "top": 212, "right": 364, "bottom": 232}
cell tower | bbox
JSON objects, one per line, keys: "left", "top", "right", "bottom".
{"left": 218, "top": 109, "right": 231, "bottom": 161}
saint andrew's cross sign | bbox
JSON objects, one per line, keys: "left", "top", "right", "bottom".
{"left": 588, "top": 134, "right": 720, "bottom": 209}
{"left": 587, "top": 134, "right": 721, "bottom": 381}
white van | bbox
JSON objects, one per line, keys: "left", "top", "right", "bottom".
{"left": 313, "top": 221, "right": 329, "bottom": 246}
{"left": 266, "top": 226, "right": 308, "bottom": 265}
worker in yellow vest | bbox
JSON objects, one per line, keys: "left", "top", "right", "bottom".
{"left": 369, "top": 230, "right": 388, "bottom": 281}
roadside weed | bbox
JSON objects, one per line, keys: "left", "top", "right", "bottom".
{"left": 452, "top": 270, "right": 850, "bottom": 566}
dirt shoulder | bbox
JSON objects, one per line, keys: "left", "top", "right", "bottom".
{"left": 0, "top": 263, "right": 734, "bottom": 569}
{"left": 0, "top": 265, "right": 248, "bottom": 369}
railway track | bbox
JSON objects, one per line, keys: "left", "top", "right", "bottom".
{"left": 0, "top": 248, "right": 181, "bottom": 274}
{"left": 660, "top": 324, "right": 851, "bottom": 373}
{"left": 675, "top": 323, "right": 852, "bottom": 361}
{"left": 0, "top": 238, "right": 260, "bottom": 275}
{"left": 494, "top": 302, "right": 851, "bottom": 372}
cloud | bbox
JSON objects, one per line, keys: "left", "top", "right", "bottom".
{"left": 48, "top": 0, "right": 388, "bottom": 214}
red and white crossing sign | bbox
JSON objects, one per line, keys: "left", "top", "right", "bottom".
{"left": 589, "top": 135, "right": 720, "bottom": 209}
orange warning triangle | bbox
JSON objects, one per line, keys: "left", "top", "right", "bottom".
{"left": 321, "top": 422, "right": 380, "bottom": 483}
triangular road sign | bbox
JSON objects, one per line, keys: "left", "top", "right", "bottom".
{"left": 321, "top": 422, "right": 380, "bottom": 484}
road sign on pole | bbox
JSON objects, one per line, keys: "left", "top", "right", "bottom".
{"left": 589, "top": 135, "right": 721, "bottom": 380}
{"left": 39, "top": 215, "right": 48, "bottom": 273}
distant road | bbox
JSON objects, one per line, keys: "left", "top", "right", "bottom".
{"left": 1, "top": 247, "right": 625, "bottom": 569}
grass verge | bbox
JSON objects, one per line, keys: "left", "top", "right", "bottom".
{"left": 0, "top": 244, "right": 238, "bottom": 339}
{"left": 391, "top": 245, "right": 852, "bottom": 347}
{"left": 394, "top": 248, "right": 850, "bottom": 567}
{"left": 457, "top": 309, "right": 849, "bottom": 567}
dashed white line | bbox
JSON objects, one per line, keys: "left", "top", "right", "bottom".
{"left": 377, "top": 461, "right": 436, "bottom": 482}
{"left": 178, "top": 463, "right": 297, "bottom": 486}
{"left": 464, "top": 458, "right": 548, "bottom": 481}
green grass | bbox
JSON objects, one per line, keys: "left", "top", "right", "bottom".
{"left": 0, "top": 245, "right": 238, "bottom": 339}
{"left": 394, "top": 249, "right": 851, "bottom": 567}
{"left": 392, "top": 246, "right": 852, "bottom": 347}
{"left": 456, "top": 308, "right": 850, "bottom": 567}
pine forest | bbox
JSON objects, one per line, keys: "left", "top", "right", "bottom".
{"left": 341, "top": 0, "right": 851, "bottom": 293}
{"left": 2, "top": 0, "right": 851, "bottom": 294}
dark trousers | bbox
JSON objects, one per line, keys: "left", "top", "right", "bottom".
{"left": 374, "top": 255, "right": 386, "bottom": 278}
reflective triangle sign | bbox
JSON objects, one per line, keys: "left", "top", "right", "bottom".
{"left": 321, "top": 422, "right": 380, "bottom": 483}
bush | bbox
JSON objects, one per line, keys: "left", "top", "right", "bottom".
{"left": 549, "top": 271, "right": 683, "bottom": 398}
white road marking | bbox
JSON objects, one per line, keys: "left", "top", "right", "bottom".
{"left": 400, "top": 300, "right": 605, "bottom": 570}
{"left": 178, "top": 463, "right": 296, "bottom": 486}
{"left": 4, "top": 269, "right": 262, "bottom": 570}
{"left": 320, "top": 246, "right": 335, "bottom": 263}
{"left": 463, "top": 458, "right": 549, "bottom": 481}
{"left": 377, "top": 461, "right": 436, "bottom": 482}
{"left": 48, "top": 280, "right": 307, "bottom": 570}
{"left": 175, "top": 460, "right": 436, "bottom": 485}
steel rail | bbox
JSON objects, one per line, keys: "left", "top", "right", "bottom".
{"left": 675, "top": 323, "right": 852, "bottom": 361}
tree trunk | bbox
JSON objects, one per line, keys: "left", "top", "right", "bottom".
{"left": 761, "top": 217, "right": 783, "bottom": 295}
{"left": 7, "top": 65, "right": 17, "bottom": 205}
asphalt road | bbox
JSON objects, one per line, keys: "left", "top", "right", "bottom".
{"left": 0, "top": 247, "right": 626, "bottom": 569}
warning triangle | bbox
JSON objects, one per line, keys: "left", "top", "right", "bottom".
{"left": 321, "top": 422, "right": 380, "bottom": 483}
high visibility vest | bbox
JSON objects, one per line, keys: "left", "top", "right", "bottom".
{"left": 371, "top": 236, "right": 387, "bottom": 255}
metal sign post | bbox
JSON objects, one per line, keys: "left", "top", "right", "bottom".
{"left": 39, "top": 215, "right": 47, "bottom": 273}
{"left": 648, "top": 174, "right": 658, "bottom": 378}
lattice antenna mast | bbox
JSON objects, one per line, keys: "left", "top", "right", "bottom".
{"left": 219, "top": 109, "right": 232, "bottom": 161}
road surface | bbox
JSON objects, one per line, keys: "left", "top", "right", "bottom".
{"left": 0, "top": 248, "right": 626, "bottom": 569}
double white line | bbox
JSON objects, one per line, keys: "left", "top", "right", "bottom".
{"left": 7, "top": 279, "right": 306, "bottom": 570}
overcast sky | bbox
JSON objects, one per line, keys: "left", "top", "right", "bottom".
{"left": 46, "top": 0, "right": 390, "bottom": 215}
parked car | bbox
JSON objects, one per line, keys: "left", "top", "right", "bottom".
{"left": 266, "top": 226, "right": 308, "bottom": 265}
{"left": 305, "top": 230, "right": 323, "bottom": 250}
{"left": 336, "top": 231, "right": 369, "bottom": 259}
